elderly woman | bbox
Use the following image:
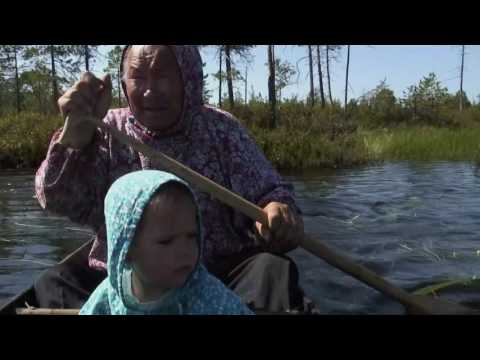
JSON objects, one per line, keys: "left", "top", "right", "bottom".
{"left": 34, "top": 45, "right": 310, "bottom": 313}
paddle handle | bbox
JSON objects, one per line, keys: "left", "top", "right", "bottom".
{"left": 83, "top": 115, "right": 415, "bottom": 308}
{"left": 83, "top": 116, "right": 269, "bottom": 226}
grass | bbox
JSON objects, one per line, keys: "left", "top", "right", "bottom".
{"left": 0, "top": 112, "right": 63, "bottom": 169}
{"left": 2, "top": 105, "right": 480, "bottom": 170}
{"left": 362, "top": 127, "right": 480, "bottom": 162}
{"left": 249, "top": 125, "right": 368, "bottom": 169}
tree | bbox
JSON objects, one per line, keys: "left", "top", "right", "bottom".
{"left": 0, "top": 49, "right": 12, "bottom": 113}
{"left": 326, "top": 45, "right": 333, "bottom": 104}
{"left": 85, "top": 45, "right": 90, "bottom": 71}
{"left": 358, "top": 79, "right": 398, "bottom": 125}
{"left": 274, "top": 58, "right": 296, "bottom": 100}
{"left": 213, "top": 67, "right": 243, "bottom": 83}
{"left": 78, "top": 45, "right": 100, "bottom": 72}
{"left": 49, "top": 46, "right": 59, "bottom": 109}
{"left": 197, "top": 45, "right": 220, "bottom": 106}
{"left": 308, "top": 45, "right": 315, "bottom": 107}
{"left": 212, "top": 66, "right": 245, "bottom": 106}
{"left": 295, "top": 45, "right": 322, "bottom": 107}
{"left": 202, "top": 62, "right": 212, "bottom": 104}
{"left": 444, "top": 90, "right": 471, "bottom": 110}
{"left": 13, "top": 46, "right": 22, "bottom": 113}
{"left": 20, "top": 65, "right": 53, "bottom": 114}
{"left": 267, "top": 45, "right": 277, "bottom": 129}
{"left": 244, "top": 64, "right": 248, "bottom": 104}
{"left": 403, "top": 73, "right": 449, "bottom": 121}
{"left": 0, "top": 45, "right": 25, "bottom": 113}
{"left": 459, "top": 45, "right": 465, "bottom": 112}
{"left": 224, "top": 45, "right": 234, "bottom": 108}
{"left": 344, "top": 45, "right": 350, "bottom": 118}
{"left": 372, "top": 80, "right": 397, "bottom": 122}
{"left": 68, "top": 45, "right": 97, "bottom": 72}
{"left": 218, "top": 47, "right": 223, "bottom": 106}
{"left": 316, "top": 45, "right": 326, "bottom": 108}
{"left": 325, "top": 45, "right": 342, "bottom": 104}
{"left": 219, "top": 45, "right": 255, "bottom": 108}
{"left": 23, "top": 45, "right": 83, "bottom": 113}
{"left": 103, "top": 45, "right": 125, "bottom": 108}
{"left": 373, "top": 80, "right": 396, "bottom": 112}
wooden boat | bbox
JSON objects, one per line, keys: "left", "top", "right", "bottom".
{"left": 0, "top": 240, "right": 93, "bottom": 315}
{"left": 0, "top": 241, "right": 320, "bottom": 315}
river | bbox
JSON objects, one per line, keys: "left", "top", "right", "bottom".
{"left": 1, "top": 162, "right": 480, "bottom": 313}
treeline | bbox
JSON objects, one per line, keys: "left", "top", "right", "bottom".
{"left": 0, "top": 45, "right": 348, "bottom": 117}
{"left": 202, "top": 45, "right": 476, "bottom": 131}
{"left": 1, "top": 45, "right": 477, "bottom": 130}
{"left": 0, "top": 45, "right": 128, "bottom": 115}
{"left": 226, "top": 73, "right": 479, "bottom": 134}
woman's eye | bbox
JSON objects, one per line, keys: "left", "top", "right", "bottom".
{"left": 157, "top": 239, "right": 173, "bottom": 246}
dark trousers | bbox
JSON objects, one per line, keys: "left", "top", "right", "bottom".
{"left": 34, "top": 249, "right": 315, "bottom": 313}
{"left": 208, "top": 251, "right": 308, "bottom": 313}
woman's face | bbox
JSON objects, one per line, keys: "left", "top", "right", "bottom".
{"left": 124, "top": 45, "right": 185, "bottom": 132}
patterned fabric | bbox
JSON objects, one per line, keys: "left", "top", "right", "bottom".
{"left": 35, "top": 45, "right": 300, "bottom": 272}
{"left": 79, "top": 170, "right": 253, "bottom": 315}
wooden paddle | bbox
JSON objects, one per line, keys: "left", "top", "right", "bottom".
{"left": 16, "top": 308, "right": 79, "bottom": 315}
{"left": 75, "top": 115, "right": 478, "bottom": 315}
{"left": 14, "top": 308, "right": 301, "bottom": 315}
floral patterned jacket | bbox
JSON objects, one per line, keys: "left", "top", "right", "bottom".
{"left": 35, "top": 45, "right": 300, "bottom": 271}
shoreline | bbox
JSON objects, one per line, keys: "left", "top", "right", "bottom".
{"left": 2, "top": 112, "right": 480, "bottom": 171}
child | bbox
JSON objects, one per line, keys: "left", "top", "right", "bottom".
{"left": 80, "top": 170, "right": 253, "bottom": 315}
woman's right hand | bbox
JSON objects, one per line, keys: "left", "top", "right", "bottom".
{"left": 58, "top": 72, "right": 112, "bottom": 149}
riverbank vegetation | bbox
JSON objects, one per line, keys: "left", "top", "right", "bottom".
{"left": 1, "top": 45, "right": 480, "bottom": 170}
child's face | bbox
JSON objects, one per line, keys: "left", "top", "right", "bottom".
{"left": 129, "top": 189, "right": 199, "bottom": 294}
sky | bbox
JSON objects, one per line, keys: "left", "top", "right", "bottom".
{"left": 92, "top": 45, "right": 480, "bottom": 106}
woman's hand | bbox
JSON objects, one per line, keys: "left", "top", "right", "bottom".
{"left": 255, "top": 202, "right": 304, "bottom": 254}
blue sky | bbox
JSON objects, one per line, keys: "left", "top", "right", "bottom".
{"left": 94, "top": 45, "right": 480, "bottom": 105}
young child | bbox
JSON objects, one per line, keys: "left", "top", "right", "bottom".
{"left": 80, "top": 170, "right": 253, "bottom": 315}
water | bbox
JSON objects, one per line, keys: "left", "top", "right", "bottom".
{"left": 0, "top": 170, "right": 92, "bottom": 303}
{"left": 1, "top": 162, "right": 480, "bottom": 313}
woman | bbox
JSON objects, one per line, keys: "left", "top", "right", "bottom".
{"left": 35, "top": 45, "right": 310, "bottom": 313}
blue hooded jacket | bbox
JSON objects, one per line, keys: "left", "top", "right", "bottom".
{"left": 80, "top": 170, "right": 253, "bottom": 315}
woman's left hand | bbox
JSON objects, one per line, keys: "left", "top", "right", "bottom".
{"left": 255, "top": 202, "right": 304, "bottom": 253}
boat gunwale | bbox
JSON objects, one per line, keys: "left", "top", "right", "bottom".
{"left": 0, "top": 240, "right": 318, "bottom": 315}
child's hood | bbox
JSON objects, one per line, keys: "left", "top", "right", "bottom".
{"left": 104, "top": 170, "right": 203, "bottom": 311}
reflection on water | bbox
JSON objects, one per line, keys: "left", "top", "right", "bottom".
{"left": 1, "top": 162, "right": 480, "bottom": 313}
